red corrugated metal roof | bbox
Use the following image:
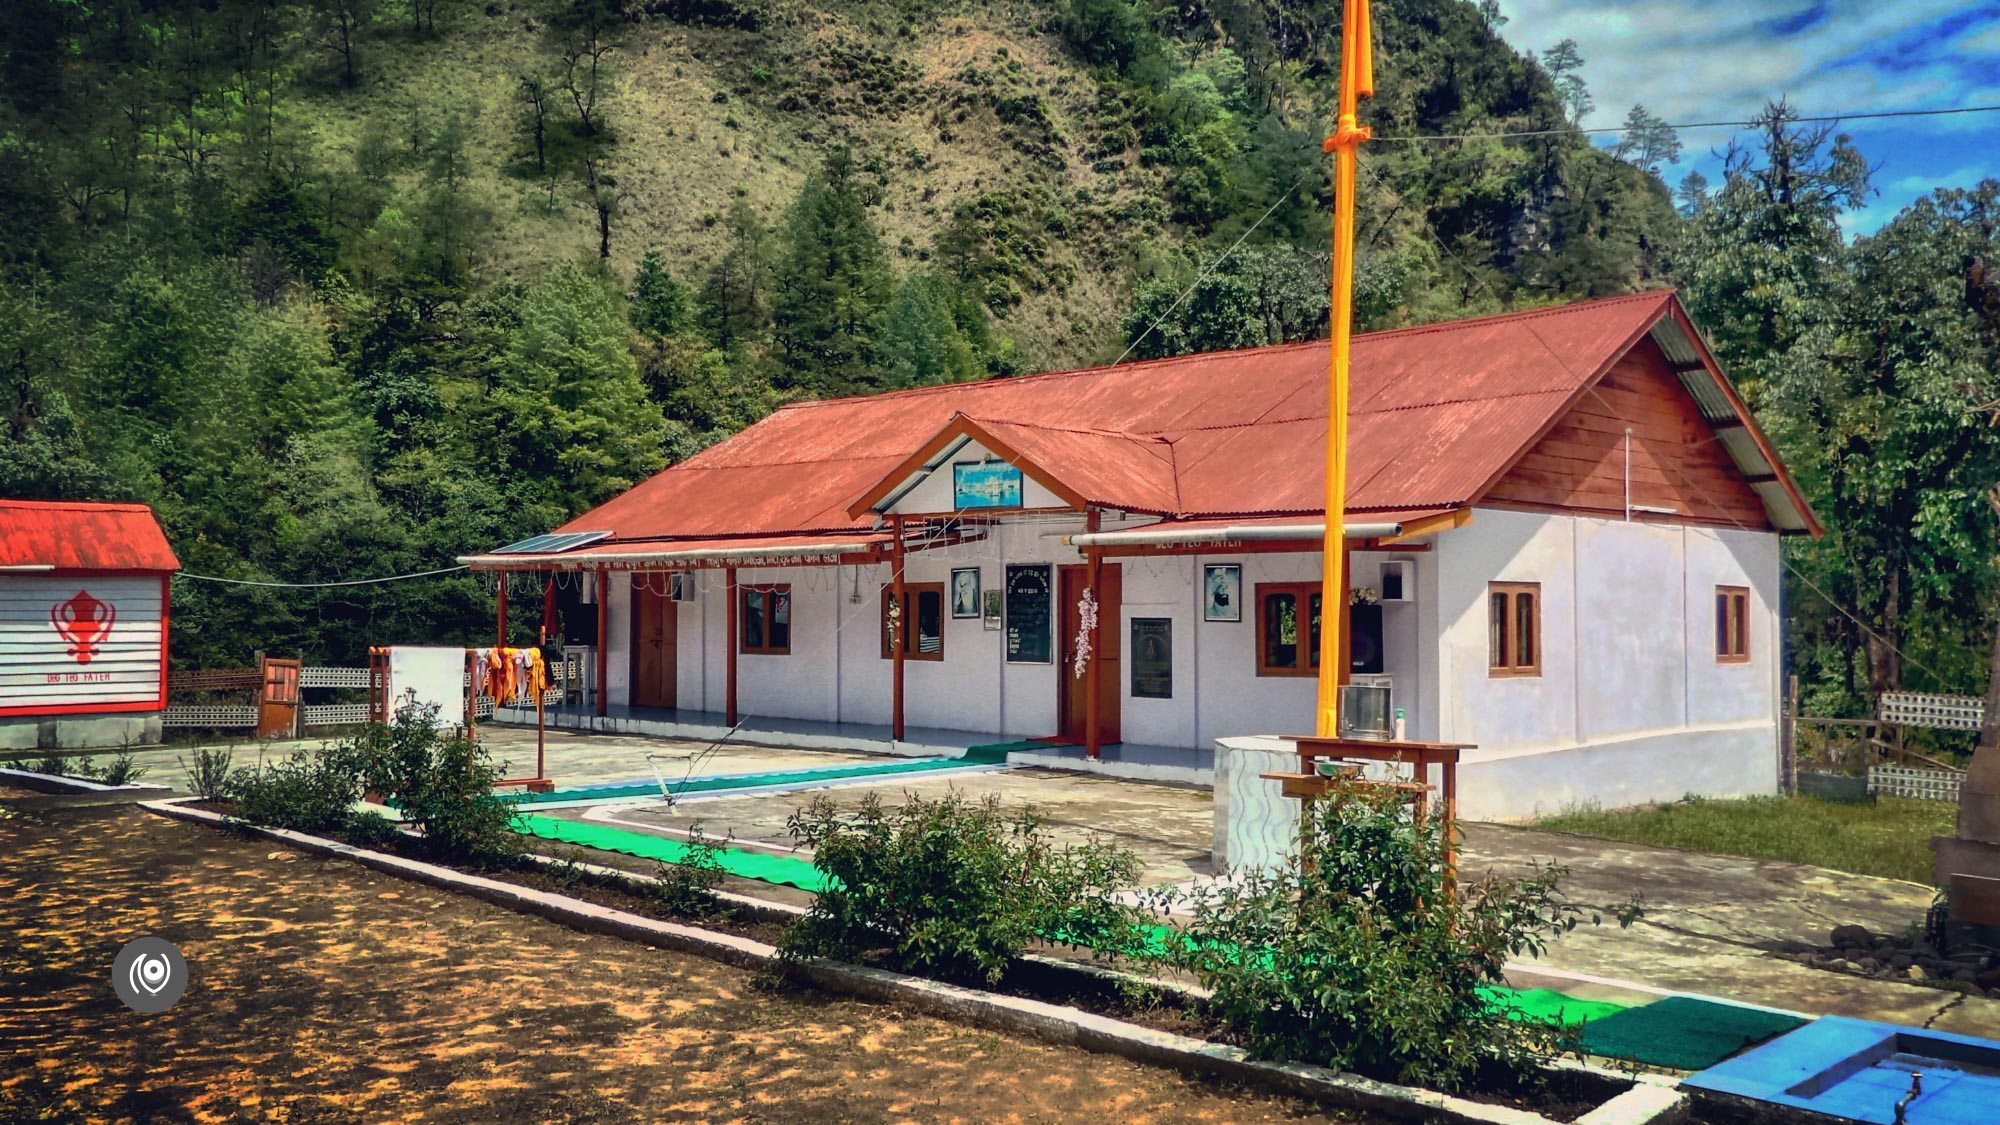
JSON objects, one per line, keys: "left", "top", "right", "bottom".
{"left": 552, "top": 291, "right": 1745, "bottom": 544}
{"left": 0, "top": 500, "right": 180, "bottom": 571}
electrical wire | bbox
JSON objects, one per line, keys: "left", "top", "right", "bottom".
{"left": 1112, "top": 171, "right": 1313, "bottom": 367}
{"left": 1372, "top": 103, "right": 2000, "bottom": 144}
{"left": 174, "top": 565, "right": 470, "bottom": 588}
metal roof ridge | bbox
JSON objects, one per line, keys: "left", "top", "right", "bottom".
{"left": 962, "top": 415, "right": 1173, "bottom": 443}
{"left": 763, "top": 290, "right": 1677, "bottom": 419}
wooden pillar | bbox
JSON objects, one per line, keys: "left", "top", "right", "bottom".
{"left": 725, "top": 566, "right": 739, "bottom": 726}
{"left": 890, "top": 515, "right": 906, "bottom": 743}
{"left": 1083, "top": 508, "right": 1103, "bottom": 760}
{"left": 495, "top": 575, "right": 508, "bottom": 648}
{"left": 594, "top": 569, "right": 608, "bottom": 718}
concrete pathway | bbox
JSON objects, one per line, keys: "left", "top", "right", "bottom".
{"left": 1463, "top": 823, "right": 1999, "bottom": 1036}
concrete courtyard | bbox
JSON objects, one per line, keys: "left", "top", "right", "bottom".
{"left": 114, "top": 722, "right": 2000, "bottom": 1036}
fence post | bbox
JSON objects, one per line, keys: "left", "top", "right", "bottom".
{"left": 1782, "top": 673, "right": 1799, "bottom": 796}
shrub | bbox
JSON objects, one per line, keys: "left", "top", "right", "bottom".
{"left": 97, "top": 750, "right": 147, "bottom": 786}
{"left": 13, "top": 748, "right": 100, "bottom": 779}
{"left": 344, "top": 810, "right": 402, "bottom": 848}
{"left": 780, "top": 792, "right": 1144, "bottom": 984}
{"left": 227, "top": 742, "right": 368, "bottom": 836}
{"left": 179, "top": 746, "right": 236, "bottom": 800}
{"left": 652, "top": 823, "right": 728, "bottom": 917}
{"left": 1158, "top": 786, "right": 1633, "bottom": 1091}
{"left": 356, "top": 706, "right": 521, "bottom": 866}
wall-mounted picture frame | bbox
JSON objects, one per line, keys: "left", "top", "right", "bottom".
{"left": 951, "top": 567, "right": 981, "bottom": 619}
{"left": 982, "top": 589, "right": 1003, "bottom": 630}
{"left": 1203, "top": 564, "right": 1242, "bottom": 622}
{"left": 952, "top": 460, "right": 1024, "bottom": 510}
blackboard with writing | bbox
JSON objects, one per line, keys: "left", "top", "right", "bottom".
{"left": 1130, "top": 618, "right": 1172, "bottom": 699}
{"left": 1004, "top": 565, "right": 1052, "bottom": 664}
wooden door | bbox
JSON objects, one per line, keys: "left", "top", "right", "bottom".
{"left": 629, "top": 578, "right": 677, "bottom": 710}
{"left": 1058, "top": 564, "right": 1121, "bottom": 746}
{"left": 256, "top": 656, "right": 301, "bottom": 738}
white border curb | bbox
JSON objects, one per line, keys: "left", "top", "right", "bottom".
{"left": 141, "top": 798, "right": 1683, "bottom": 1125}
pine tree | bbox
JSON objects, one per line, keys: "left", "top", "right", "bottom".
{"left": 770, "top": 147, "right": 892, "bottom": 395}
{"left": 494, "top": 263, "right": 665, "bottom": 510}
{"left": 631, "top": 248, "right": 690, "bottom": 337}
{"left": 698, "top": 200, "right": 773, "bottom": 354}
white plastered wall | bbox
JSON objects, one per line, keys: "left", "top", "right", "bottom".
{"left": 1437, "top": 508, "right": 1781, "bottom": 820}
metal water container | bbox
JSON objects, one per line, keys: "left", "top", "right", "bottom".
{"left": 1339, "top": 683, "right": 1393, "bottom": 741}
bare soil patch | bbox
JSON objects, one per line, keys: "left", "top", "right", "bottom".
{"left": 0, "top": 802, "right": 1360, "bottom": 1122}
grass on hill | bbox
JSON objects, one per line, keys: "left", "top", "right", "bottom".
{"left": 1533, "top": 794, "right": 1954, "bottom": 885}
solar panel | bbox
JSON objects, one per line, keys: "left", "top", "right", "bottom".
{"left": 491, "top": 530, "right": 612, "bottom": 555}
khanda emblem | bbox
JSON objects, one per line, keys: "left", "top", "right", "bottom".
{"left": 51, "top": 590, "right": 116, "bottom": 664}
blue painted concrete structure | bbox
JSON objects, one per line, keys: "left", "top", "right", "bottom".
{"left": 1687, "top": 1016, "right": 2000, "bottom": 1124}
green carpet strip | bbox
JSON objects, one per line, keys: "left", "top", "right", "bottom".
{"left": 515, "top": 813, "right": 832, "bottom": 893}
{"left": 1569, "top": 995, "right": 1805, "bottom": 1070}
{"left": 506, "top": 750, "right": 1027, "bottom": 807}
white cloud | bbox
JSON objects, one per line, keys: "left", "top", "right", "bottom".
{"left": 1492, "top": 1, "right": 1995, "bottom": 128}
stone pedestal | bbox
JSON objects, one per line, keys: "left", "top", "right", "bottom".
{"left": 1212, "top": 736, "right": 1300, "bottom": 874}
{"left": 1932, "top": 834, "right": 2000, "bottom": 948}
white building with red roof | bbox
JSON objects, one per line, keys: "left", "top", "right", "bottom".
{"left": 464, "top": 290, "right": 1817, "bottom": 820}
{"left": 0, "top": 500, "right": 180, "bottom": 751}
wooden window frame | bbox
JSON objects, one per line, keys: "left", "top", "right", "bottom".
{"left": 1254, "top": 582, "right": 1322, "bottom": 678}
{"left": 1488, "top": 582, "right": 1541, "bottom": 678}
{"left": 1715, "top": 585, "right": 1751, "bottom": 664}
{"left": 738, "top": 583, "right": 792, "bottom": 656}
{"left": 881, "top": 582, "right": 945, "bottom": 662}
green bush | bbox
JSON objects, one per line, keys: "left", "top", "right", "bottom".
{"left": 179, "top": 746, "right": 235, "bottom": 799}
{"left": 97, "top": 749, "right": 147, "bottom": 786}
{"left": 344, "top": 809, "right": 402, "bottom": 848}
{"left": 227, "top": 742, "right": 368, "bottom": 836}
{"left": 356, "top": 706, "right": 522, "bottom": 866}
{"left": 1160, "top": 787, "right": 1630, "bottom": 1091}
{"left": 652, "top": 823, "right": 728, "bottom": 918}
{"left": 780, "top": 792, "right": 1143, "bottom": 984}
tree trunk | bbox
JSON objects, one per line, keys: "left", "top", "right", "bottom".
{"left": 1959, "top": 486, "right": 2000, "bottom": 843}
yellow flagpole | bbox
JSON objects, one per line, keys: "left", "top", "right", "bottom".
{"left": 1317, "top": 0, "right": 1373, "bottom": 738}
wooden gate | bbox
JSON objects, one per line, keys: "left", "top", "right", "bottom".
{"left": 257, "top": 656, "right": 302, "bottom": 738}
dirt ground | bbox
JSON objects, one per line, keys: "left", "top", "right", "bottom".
{"left": 0, "top": 797, "right": 1352, "bottom": 1124}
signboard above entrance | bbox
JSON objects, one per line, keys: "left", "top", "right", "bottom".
{"left": 953, "top": 461, "right": 1023, "bottom": 510}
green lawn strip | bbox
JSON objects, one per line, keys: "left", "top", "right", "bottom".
{"left": 1533, "top": 794, "right": 1951, "bottom": 884}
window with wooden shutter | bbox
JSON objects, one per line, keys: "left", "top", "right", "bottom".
{"left": 739, "top": 584, "right": 791, "bottom": 655}
{"left": 1489, "top": 582, "right": 1540, "bottom": 677}
{"left": 1255, "top": 582, "right": 1322, "bottom": 677}
{"left": 881, "top": 583, "right": 945, "bottom": 661}
{"left": 1716, "top": 586, "right": 1750, "bottom": 663}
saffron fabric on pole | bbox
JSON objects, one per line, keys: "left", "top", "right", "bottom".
{"left": 1317, "top": 0, "right": 1373, "bottom": 738}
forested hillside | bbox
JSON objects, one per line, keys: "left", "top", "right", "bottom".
{"left": 2, "top": 0, "right": 1997, "bottom": 722}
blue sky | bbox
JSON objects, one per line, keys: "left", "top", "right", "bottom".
{"left": 1491, "top": 1, "right": 2000, "bottom": 235}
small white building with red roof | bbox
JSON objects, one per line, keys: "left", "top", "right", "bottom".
{"left": 463, "top": 291, "right": 1818, "bottom": 819}
{"left": 0, "top": 499, "right": 180, "bottom": 750}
